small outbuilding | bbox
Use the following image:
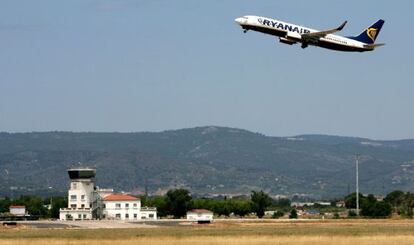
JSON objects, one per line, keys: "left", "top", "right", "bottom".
{"left": 186, "top": 209, "right": 213, "bottom": 223}
{"left": 9, "top": 205, "right": 26, "bottom": 216}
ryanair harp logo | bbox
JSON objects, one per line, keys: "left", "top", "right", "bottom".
{"left": 367, "top": 28, "right": 378, "bottom": 41}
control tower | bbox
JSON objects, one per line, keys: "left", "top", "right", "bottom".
{"left": 60, "top": 167, "right": 97, "bottom": 220}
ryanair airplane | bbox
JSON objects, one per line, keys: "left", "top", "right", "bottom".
{"left": 235, "top": 16, "right": 385, "bottom": 52}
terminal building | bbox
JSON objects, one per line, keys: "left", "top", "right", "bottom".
{"left": 59, "top": 167, "right": 157, "bottom": 221}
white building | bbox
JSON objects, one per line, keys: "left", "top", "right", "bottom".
{"left": 186, "top": 209, "right": 213, "bottom": 223}
{"left": 102, "top": 194, "right": 157, "bottom": 220}
{"left": 9, "top": 205, "right": 26, "bottom": 216}
{"left": 60, "top": 166, "right": 157, "bottom": 221}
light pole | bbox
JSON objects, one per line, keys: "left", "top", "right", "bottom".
{"left": 356, "top": 154, "right": 360, "bottom": 216}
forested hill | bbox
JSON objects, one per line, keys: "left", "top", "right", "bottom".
{"left": 1, "top": 126, "right": 414, "bottom": 199}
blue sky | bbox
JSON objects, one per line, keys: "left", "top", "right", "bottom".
{"left": 0, "top": 0, "right": 413, "bottom": 139}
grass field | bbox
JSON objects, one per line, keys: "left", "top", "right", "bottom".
{"left": 1, "top": 219, "right": 414, "bottom": 244}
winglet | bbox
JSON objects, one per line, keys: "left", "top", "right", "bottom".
{"left": 337, "top": 21, "right": 347, "bottom": 31}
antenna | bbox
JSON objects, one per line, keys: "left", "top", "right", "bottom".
{"left": 356, "top": 154, "right": 360, "bottom": 216}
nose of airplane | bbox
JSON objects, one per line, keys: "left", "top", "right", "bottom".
{"left": 235, "top": 17, "right": 244, "bottom": 25}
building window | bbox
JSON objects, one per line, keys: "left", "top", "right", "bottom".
{"left": 116, "top": 213, "right": 121, "bottom": 219}
{"left": 133, "top": 203, "right": 137, "bottom": 208}
{"left": 125, "top": 214, "right": 129, "bottom": 219}
{"left": 83, "top": 214, "right": 87, "bottom": 219}
{"left": 134, "top": 214, "right": 137, "bottom": 219}
{"left": 125, "top": 203, "right": 129, "bottom": 208}
{"left": 81, "top": 195, "right": 85, "bottom": 200}
{"left": 149, "top": 214, "right": 154, "bottom": 218}
{"left": 115, "top": 203, "right": 121, "bottom": 208}
{"left": 103, "top": 204, "right": 106, "bottom": 208}
{"left": 78, "top": 214, "right": 82, "bottom": 219}
{"left": 70, "top": 195, "right": 77, "bottom": 200}
{"left": 81, "top": 204, "right": 85, "bottom": 208}
{"left": 70, "top": 204, "right": 76, "bottom": 209}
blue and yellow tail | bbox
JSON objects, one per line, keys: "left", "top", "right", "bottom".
{"left": 349, "top": 19, "right": 385, "bottom": 44}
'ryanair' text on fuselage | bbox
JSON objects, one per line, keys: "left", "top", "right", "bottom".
{"left": 258, "top": 18, "right": 311, "bottom": 34}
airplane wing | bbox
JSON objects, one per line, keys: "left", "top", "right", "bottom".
{"left": 302, "top": 21, "right": 347, "bottom": 42}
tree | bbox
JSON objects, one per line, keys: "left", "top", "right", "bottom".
{"left": 213, "top": 200, "right": 232, "bottom": 217}
{"left": 145, "top": 196, "right": 169, "bottom": 217}
{"left": 232, "top": 200, "right": 251, "bottom": 217}
{"left": 348, "top": 210, "right": 357, "bottom": 217}
{"left": 385, "top": 190, "right": 405, "bottom": 215}
{"left": 344, "top": 192, "right": 365, "bottom": 209}
{"left": 0, "top": 197, "right": 12, "bottom": 213}
{"left": 289, "top": 209, "right": 298, "bottom": 219}
{"left": 250, "top": 190, "right": 272, "bottom": 218}
{"left": 400, "top": 192, "right": 414, "bottom": 218}
{"left": 360, "top": 194, "right": 392, "bottom": 218}
{"left": 385, "top": 190, "right": 405, "bottom": 207}
{"left": 372, "top": 202, "right": 392, "bottom": 217}
{"left": 191, "top": 198, "right": 216, "bottom": 212}
{"left": 50, "top": 196, "right": 67, "bottom": 218}
{"left": 360, "top": 194, "right": 376, "bottom": 217}
{"left": 165, "top": 189, "right": 192, "bottom": 218}
{"left": 273, "top": 198, "right": 291, "bottom": 208}
{"left": 20, "top": 196, "right": 48, "bottom": 217}
{"left": 272, "top": 210, "right": 285, "bottom": 219}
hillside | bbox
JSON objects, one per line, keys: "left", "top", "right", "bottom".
{"left": 1, "top": 126, "right": 414, "bottom": 199}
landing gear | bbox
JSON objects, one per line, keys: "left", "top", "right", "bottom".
{"left": 243, "top": 29, "right": 248, "bottom": 33}
{"left": 301, "top": 42, "right": 309, "bottom": 49}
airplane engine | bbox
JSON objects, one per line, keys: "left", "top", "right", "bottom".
{"left": 279, "top": 37, "right": 296, "bottom": 45}
{"left": 286, "top": 31, "right": 302, "bottom": 41}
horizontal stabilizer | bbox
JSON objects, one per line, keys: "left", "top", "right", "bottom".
{"left": 364, "top": 43, "right": 385, "bottom": 49}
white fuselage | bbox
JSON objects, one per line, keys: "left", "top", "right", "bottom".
{"left": 235, "top": 15, "right": 370, "bottom": 52}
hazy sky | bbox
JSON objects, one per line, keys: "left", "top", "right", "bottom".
{"left": 0, "top": 0, "right": 413, "bottom": 139}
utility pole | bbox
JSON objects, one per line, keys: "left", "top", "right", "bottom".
{"left": 356, "top": 154, "right": 360, "bottom": 216}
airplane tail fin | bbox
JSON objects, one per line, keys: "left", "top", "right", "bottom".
{"left": 349, "top": 19, "right": 385, "bottom": 44}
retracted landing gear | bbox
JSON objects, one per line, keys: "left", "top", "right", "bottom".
{"left": 301, "top": 42, "right": 309, "bottom": 49}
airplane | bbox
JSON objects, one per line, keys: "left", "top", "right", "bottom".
{"left": 234, "top": 16, "right": 385, "bottom": 52}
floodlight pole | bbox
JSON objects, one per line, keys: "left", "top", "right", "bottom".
{"left": 356, "top": 154, "right": 360, "bottom": 216}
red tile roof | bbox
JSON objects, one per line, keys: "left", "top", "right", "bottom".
{"left": 187, "top": 209, "right": 213, "bottom": 214}
{"left": 9, "top": 205, "right": 25, "bottom": 209}
{"left": 103, "top": 194, "right": 139, "bottom": 201}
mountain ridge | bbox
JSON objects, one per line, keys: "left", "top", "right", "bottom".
{"left": 1, "top": 126, "right": 414, "bottom": 199}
